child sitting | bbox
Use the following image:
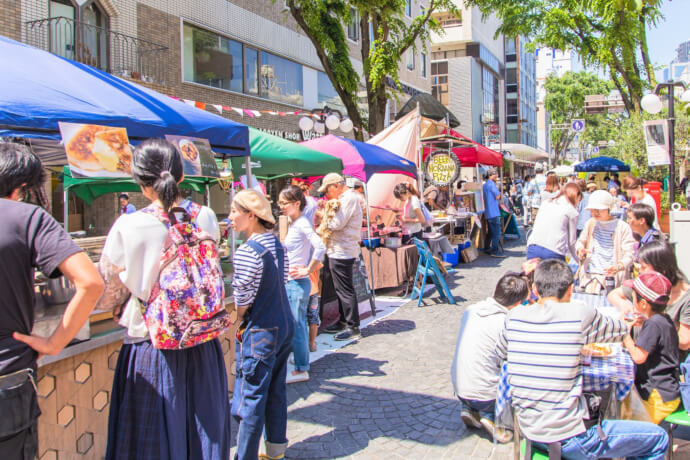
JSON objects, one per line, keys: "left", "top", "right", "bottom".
{"left": 451, "top": 273, "right": 529, "bottom": 443}
{"left": 622, "top": 271, "right": 681, "bottom": 424}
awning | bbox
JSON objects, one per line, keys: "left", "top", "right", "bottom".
{"left": 0, "top": 36, "right": 249, "bottom": 156}
{"left": 491, "top": 143, "right": 549, "bottom": 164}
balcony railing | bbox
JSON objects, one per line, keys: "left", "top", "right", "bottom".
{"left": 24, "top": 17, "right": 169, "bottom": 85}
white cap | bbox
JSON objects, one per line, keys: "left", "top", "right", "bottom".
{"left": 586, "top": 189, "right": 614, "bottom": 210}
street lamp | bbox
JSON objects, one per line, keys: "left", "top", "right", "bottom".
{"left": 641, "top": 81, "right": 689, "bottom": 202}
{"left": 298, "top": 106, "right": 353, "bottom": 137}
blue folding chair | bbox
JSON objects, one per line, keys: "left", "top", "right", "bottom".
{"left": 409, "top": 238, "right": 456, "bottom": 307}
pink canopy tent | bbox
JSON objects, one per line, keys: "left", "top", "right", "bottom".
{"left": 423, "top": 128, "right": 502, "bottom": 167}
{"left": 300, "top": 134, "right": 417, "bottom": 182}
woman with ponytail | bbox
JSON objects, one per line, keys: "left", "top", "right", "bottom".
{"left": 393, "top": 182, "right": 429, "bottom": 244}
{"left": 98, "top": 139, "right": 229, "bottom": 460}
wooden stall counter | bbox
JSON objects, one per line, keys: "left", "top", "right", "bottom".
{"left": 361, "top": 245, "right": 419, "bottom": 291}
{"left": 35, "top": 298, "right": 238, "bottom": 460}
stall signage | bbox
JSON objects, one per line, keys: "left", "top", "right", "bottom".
{"left": 59, "top": 122, "right": 133, "bottom": 178}
{"left": 642, "top": 120, "right": 670, "bottom": 166}
{"left": 165, "top": 135, "right": 219, "bottom": 178}
{"left": 425, "top": 152, "right": 460, "bottom": 186}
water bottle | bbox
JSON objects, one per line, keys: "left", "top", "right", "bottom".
{"left": 604, "top": 276, "right": 615, "bottom": 295}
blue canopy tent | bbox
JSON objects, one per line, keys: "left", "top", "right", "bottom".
{"left": 0, "top": 36, "right": 251, "bottom": 230}
{"left": 0, "top": 36, "right": 249, "bottom": 157}
{"left": 574, "top": 156, "right": 630, "bottom": 172}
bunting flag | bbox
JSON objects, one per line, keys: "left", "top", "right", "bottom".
{"left": 168, "top": 95, "right": 372, "bottom": 136}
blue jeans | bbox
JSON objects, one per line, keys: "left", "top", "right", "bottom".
{"left": 526, "top": 244, "right": 566, "bottom": 261}
{"left": 287, "top": 278, "right": 311, "bottom": 372}
{"left": 485, "top": 216, "right": 502, "bottom": 254}
{"left": 539, "top": 420, "right": 668, "bottom": 460}
{"left": 458, "top": 397, "right": 495, "bottom": 422}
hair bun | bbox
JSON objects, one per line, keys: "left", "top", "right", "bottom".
{"left": 159, "top": 170, "right": 173, "bottom": 180}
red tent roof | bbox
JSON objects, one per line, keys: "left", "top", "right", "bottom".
{"left": 423, "top": 128, "right": 502, "bottom": 167}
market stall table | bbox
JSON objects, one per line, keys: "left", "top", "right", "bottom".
{"left": 360, "top": 245, "right": 419, "bottom": 290}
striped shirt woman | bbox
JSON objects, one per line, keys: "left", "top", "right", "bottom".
{"left": 232, "top": 232, "right": 289, "bottom": 307}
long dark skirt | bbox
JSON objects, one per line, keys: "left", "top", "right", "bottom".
{"left": 105, "top": 339, "right": 231, "bottom": 460}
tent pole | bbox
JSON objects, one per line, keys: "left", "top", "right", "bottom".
{"left": 244, "top": 157, "right": 252, "bottom": 187}
{"left": 417, "top": 103, "right": 423, "bottom": 194}
{"left": 63, "top": 189, "right": 69, "bottom": 231}
{"left": 364, "top": 183, "right": 376, "bottom": 317}
{"left": 229, "top": 183, "right": 236, "bottom": 262}
{"left": 205, "top": 184, "right": 210, "bottom": 207}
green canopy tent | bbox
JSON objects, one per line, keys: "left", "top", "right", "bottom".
{"left": 226, "top": 127, "right": 343, "bottom": 180}
{"left": 62, "top": 166, "right": 217, "bottom": 205}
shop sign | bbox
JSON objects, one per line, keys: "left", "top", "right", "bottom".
{"left": 259, "top": 128, "right": 304, "bottom": 141}
{"left": 425, "top": 152, "right": 460, "bottom": 186}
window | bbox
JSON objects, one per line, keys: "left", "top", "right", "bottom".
{"left": 318, "top": 71, "right": 344, "bottom": 112}
{"left": 405, "top": 0, "right": 411, "bottom": 17}
{"left": 431, "top": 61, "right": 449, "bottom": 106}
{"left": 245, "top": 47, "right": 259, "bottom": 95}
{"left": 421, "top": 52, "right": 427, "bottom": 77}
{"left": 506, "top": 68, "right": 517, "bottom": 93}
{"left": 482, "top": 66, "right": 499, "bottom": 123}
{"left": 406, "top": 50, "right": 415, "bottom": 70}
{"left": 183, "top": 24, "right": 242, "bottom": 92}
{"left": 260, "top": 51, "right": 303, "bottom": 105}
{"left": 48, "top": 0, "right": 108, "bottom": 70}
{"left": 347, "top": 8, "right": 359, "bottom": 41}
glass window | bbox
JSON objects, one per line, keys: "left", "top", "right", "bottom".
{"left": 245, "top": 47, "right": 259, "bottom": 95}
{"left": 406, "top": 50, "right": 415, "bottom": 70}
{"left": 421, "top": 52, "right": 427, "bottom": 77}
{"left": 318, "top": 71, "right": 344, "bottom": 112}
{"left": 482, "top": 67, "right": 499, "bottom": 123}
{"left": 431, "top": 61, "right": 449, "bottom": 106}
{"left": 405, "top": 0, "right": 411, "bottom": 16}
{"left": 183, "top": 24, "right": 242, "bottom": 92}
{"left": 347, "top": 8, "right": 359, "bottom": 41}
{"left": 260, "top": 51, "right": 303, "bottom": 105}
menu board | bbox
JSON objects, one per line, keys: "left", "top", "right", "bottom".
{"left": 59, "top": 122, "right": 133, "bottom": 177}
{"left": 165, "top": 135, "right": 219, "bottom": 178}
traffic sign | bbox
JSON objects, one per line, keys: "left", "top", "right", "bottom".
{"left": 489, "top": 124, "right": 500, "bottom": 135}
{"left": 571, "top": 119, "right": 585, "bottom": 132}
{"left": 591, "top": 146, "right": 599, "bottom": 154}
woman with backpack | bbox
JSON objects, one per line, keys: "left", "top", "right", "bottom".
{"left": 230, "top": 189, "right": 294, "bottom": 460}
{"left": 99, "top": 139, "right": 230, "bottom": 460}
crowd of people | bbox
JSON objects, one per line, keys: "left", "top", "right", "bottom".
{"left": 2, "top": 136, "right": 689, "bottom": 460}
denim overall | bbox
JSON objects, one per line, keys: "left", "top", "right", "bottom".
{"left": 232, "top": 236, "right": 294, "bottom": 460}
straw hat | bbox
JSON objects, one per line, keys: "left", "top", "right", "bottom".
{"left": 233, "top": 189, "right": 275, "bottom": 224}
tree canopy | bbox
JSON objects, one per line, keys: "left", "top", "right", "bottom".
{"left": 285, "top": 0, "right": 459, "bottom": 139}
{"left": 466, "top": 0, "right": 664, "bottom": 113}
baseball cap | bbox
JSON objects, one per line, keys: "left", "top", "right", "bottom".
{"left": 318, "top": 173, "right": 345, "bottom": 193}
{"left": 585, "top": 190, "right": 614, "bottom": 210}
{"left": 233, "top": 189, "right": 275, "bottom": 224}
{"left": 623, "top": 271, "right": 672, "bottom": 306}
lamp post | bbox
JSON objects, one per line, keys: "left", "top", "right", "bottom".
{"left": 298, "top": 106, "right": 353, "bottom": 139}
{"left": 641, "top": 81, "right": 689, "bottom": 203}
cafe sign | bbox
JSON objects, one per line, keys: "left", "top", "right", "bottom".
{"left": 425, "top": 152, "right": 460, "bottom": 186}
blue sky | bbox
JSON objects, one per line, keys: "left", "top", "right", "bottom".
{"left": 647, "top": 0, "right": 689, "bottom": 80}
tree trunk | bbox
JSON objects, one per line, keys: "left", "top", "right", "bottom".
{"left": 638, "top": 14, "right": 656, "bottom": 87}
{"left": 368, "top": 84, "right": 387, "bottom": 135}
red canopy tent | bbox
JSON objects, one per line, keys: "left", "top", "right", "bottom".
{"left": 422, "top": 128, "right": 502, "bottom": 167}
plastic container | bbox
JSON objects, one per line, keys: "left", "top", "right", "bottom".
{"left": 362, "top": 238, "right": 381, "bottom": 249}
{"left": 442, "top": 248, "right": 460, "bottom": 266}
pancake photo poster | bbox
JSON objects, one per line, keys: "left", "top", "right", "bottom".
{"left": 59, "top": 122, "right": 133, "bottom": 178}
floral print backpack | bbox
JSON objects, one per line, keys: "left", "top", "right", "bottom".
{"left": 140, "top": 202, "right": 230, "bottom": 349}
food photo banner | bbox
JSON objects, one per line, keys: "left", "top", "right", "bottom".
{"left": 59, "top": 122, "right": 133, "bottom": 178}
{"left": 165, "top": 135, "right": 219, "bottom": 178}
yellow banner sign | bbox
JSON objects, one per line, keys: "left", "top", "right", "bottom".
{"left": 426, "top": 153, "right": 459, "bottom": 186}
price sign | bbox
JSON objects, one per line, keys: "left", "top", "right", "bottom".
{"left": 425, "top": 153, "right": 460, "bottom": 186}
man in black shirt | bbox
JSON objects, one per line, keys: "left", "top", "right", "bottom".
{"left": 0, "top": 144, "right": 103, "bottom": 459}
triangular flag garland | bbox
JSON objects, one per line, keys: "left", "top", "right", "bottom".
{"left": 168, "top": 95, "right": 372, "bottom": 136}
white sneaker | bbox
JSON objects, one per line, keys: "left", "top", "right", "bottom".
{"left": 286, "top": 371, "right": 309, "bottom": 384}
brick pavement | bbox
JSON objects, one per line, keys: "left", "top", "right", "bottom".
{"left": 282, "top": 239, "right": 527, "bottom": 459}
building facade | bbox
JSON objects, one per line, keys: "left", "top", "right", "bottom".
{"left": 2, "top": 0, "right": 430, "bottom": 234}
{"left": 429, "top": 3, "right": 505, "bottom": 145}
{"left": 504, "top": 36, "right": 537, "bottom": 148}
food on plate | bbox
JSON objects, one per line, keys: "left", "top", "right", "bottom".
{"left": 179, "top": 139, "right": 199, "bottom": 162}
{"left": 92, "top": 128, "right": 132, "bottom": 173}
{"left": 65, "top": 124, "right": 102, "bottom": 171}
{"left": 582, "top": 343, "right": 614, "bottom": 357}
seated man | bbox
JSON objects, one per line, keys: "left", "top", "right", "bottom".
{"left": 497, "top": 259, "right": 669, "bottom": 459}
{"left": 451, "top": 273, "right": 529, "bottom": 442}
{"left": 627, "top": 203, "right": 662, "bottom": 256}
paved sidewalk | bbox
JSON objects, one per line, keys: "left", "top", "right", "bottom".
{"left": 281, "top": 240, "right": 526, "bottom": 459}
